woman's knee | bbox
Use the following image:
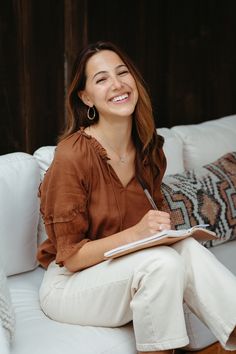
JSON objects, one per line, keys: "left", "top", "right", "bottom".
{"left": 172, "top": 236, "right": 206, "bottom": 256}
{"left": 157, "top": 248, "right": 184, "bottom": 278}
{"left": 135, "top": 247, "right": 184, "bottom": 280}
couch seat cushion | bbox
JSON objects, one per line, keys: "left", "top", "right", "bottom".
{"left": 9, "top": 244, "right": 236, "bottom": 354}
{"left": 6, "top": 261, "right": 219, "bottom": 353}
{"left": 7, "top": 267, "right": 136, "bottom": 354}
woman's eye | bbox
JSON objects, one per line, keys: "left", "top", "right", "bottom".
{"left": 118, "top": 70, "right": 129, "bottom": 76}
{"left": 96, "top": 77, "right": 106, "bottom": 84}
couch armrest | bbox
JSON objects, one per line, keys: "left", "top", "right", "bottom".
{"left": 0, "top": 153, "right": 40, "bottom": 276}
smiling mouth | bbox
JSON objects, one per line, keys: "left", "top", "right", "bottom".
{"left": 110, "top": 93, "right": 129, "bottom": 103}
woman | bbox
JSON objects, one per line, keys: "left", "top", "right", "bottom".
{"left": 37, "top": 41, "right": 236, "bottom": 354}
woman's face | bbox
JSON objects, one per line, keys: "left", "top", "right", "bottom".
{"left": 79, "top": 50, "right": 138, "bottom": 120}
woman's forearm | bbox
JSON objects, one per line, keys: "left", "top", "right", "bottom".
{"left": 64, "top": 210, "right": 171, "bottom": 272}
{"left": 64, "top": 226, "right": 137, "bottom": 272}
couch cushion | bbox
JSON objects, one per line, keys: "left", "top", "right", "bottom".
{"left": 33, "top": 146, "right": 56, "bottom": 181}
{"left": 171, "top": 114, "right": 236, "bottom": 170}
{"left": 0, "top": 257, "right": 15, "bottom": 344}
{"left": 8, "top": 267, "right": 136, "bottom": 354}
{"left": 33, "top": 147, "right": 56, "bottom": 245}
{"left": 0, "top": 153, "right": 40, "bottom": 276}
{"left": 158, "top": 127, "right": 184, "bottom": 175}
{"left": 161, "top": 152, "right": 236, "bottom": 247}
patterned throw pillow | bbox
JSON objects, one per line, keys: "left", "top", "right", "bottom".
{"left": 161, "top": 152, "right": 236, "bottom": 247}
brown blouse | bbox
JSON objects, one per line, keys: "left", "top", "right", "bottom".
{"left": 37, "top": 129, "right": 166, "bottom": 269}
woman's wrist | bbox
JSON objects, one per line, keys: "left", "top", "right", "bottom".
{"left": 125, "top": 225, "right": 139, "bottom": 243}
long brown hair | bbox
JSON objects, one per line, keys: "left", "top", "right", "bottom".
{"left": 60, "top": 41, "right": 165, "bottom": 187}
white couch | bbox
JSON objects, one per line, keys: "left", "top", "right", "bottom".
{"left": 1, "top": 115, "right": 236, "bottom": 354}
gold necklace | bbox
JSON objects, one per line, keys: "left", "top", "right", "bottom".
{"left": 100, "top": 134, "right": 128, "bottom": 163}
{"left": 90, "top": 126, "right": 128, "bottom": 163}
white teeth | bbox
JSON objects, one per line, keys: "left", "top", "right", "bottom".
{"left": 112, "top": 94, "right": 128, "bottom": 102}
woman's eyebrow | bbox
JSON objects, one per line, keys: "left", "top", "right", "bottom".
{"left": 116, "top": 64, "right": 127, "bottom": 69}
{"left": 92, "top": 71, "right": 107, "bottom": 80}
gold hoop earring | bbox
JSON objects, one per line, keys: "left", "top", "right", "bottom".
{"left": 87, "top": 106, "right": 96, "bottom": 120}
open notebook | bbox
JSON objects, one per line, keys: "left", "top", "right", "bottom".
{"left": 104, "top": 224, "right": 217, "bottom": 259}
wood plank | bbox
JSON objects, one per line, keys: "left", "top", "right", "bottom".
{"left": 64, "top": 0, "right": 88, "bottom": 89}
{"left": 15, "top": 0, "right": 65, "bottom": 153}
{"left": 175, "top": 341, "right": 236, "bottom": 354}
{"left": 0, "top": 1, "right": 21, "bottom": 153}
{"left": 1, "top": 1, "right": 236, "bottom": 154}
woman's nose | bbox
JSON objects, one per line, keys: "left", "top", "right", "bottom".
{"left": 111, "top": 76, "right": 122, "bottom": 89}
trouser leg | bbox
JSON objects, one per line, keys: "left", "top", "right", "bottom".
{"left": 172, "top": 237, "right": 236, "bottom": 350}
{"left": 39, "top": 247, "right": 189, "bottom": 351}
{"left": 130, "top": 247, "right": 189, "bottom": 351}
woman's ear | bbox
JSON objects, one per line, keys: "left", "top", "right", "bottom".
{"left": 78, "top": 91, "right": 93, "bottom": 107}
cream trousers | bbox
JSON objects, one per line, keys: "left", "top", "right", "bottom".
{"left": 39, "top": 237, "right": 236, "bottom": 352}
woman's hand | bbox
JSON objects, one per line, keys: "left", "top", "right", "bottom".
{"left": 132, "top": 210, "right": 171, "bottom": 241}
{"left": 65, "top": 210, "right": 171, "bottom": 272}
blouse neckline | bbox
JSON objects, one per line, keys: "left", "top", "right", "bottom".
{"left": 79, "top": 127, "right": 110, "bottom": 161}
{"left": 78, "top": 127, "right": 136, "bottom": 189}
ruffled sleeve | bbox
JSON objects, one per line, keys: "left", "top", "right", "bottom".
{"left": 37, "top": 135, "right": 90, "bottom": 268}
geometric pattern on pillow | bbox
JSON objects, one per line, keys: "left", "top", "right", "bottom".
{"left": 161, "top": 152, "right": 236, "bottom": 247}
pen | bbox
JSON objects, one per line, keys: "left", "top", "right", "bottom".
{"left": 143, "top": 188, "right": 158, "bottom": 210}
{"left": 137, "top": 175, "right": 158, "bottom": 210}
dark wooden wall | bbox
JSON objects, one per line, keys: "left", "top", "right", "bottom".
{"left": 1, "top": 0, "right": 236, "bottom": 155}
{"left": 0, "top": 0, "right": 64, "bottom": 154}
